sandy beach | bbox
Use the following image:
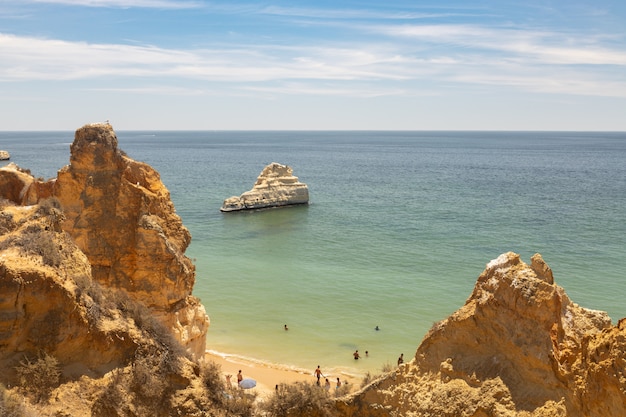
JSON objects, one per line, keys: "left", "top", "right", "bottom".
{"left": 204, "top": 350, "right": 362, "bottom": 397}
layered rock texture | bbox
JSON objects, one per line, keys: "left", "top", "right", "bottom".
{"left": 340, "top": 252, "right": 626, "bottom": 417}
{"left": 220, "top": 162, "right": 309, "bottom": 212}
{"left": 0, "top": 123, "right": 209, "bottom": 365}
{"left": 0, "top": 150, "right": 9, "bottom": 160}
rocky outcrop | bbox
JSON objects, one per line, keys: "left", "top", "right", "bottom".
{"left": 340, "top": 252, "right": 626, "bottom": 417}
{"left": 0, "top": 123, "right": 209, "bottom": 360}
{"left": 220, "top": 162, "right": 309, "bottom": 212}
{"left": 0, "top": 150, "right": 9, "bottom": 160}
{"left": 0, "top": 202, "right": 137, "bottom": 374}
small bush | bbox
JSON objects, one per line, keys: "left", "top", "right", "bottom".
{"left": 14, "top": 352, "right": 61, "bottom": 403}
{"left": 261, "top": 381, "right": 337, "bottom": 417}
{"left": 91, "top": 375, "right": 125, "bottom": 417}
{"left": 360, "top": 362, "right": 395, "bottom": 388}
{"left": 0, "top": 210, "right": 15, "bottom": 235}
{"left": 199, "top": 361, "right": 226, "bottom": 403}
{"left": 224, "top": 395, "right": 257, "bottom": 417}
{"left": 0, "top": 228, "right": 62, "bottom": 267}
{"left": 380, "top": 361, "right": 394, "bottom": 373}
{"left": 36, "top": 197, "right": 62, "bottom": 216}
{"left": 130, "top": 351, "right": 169, "bottom": 402}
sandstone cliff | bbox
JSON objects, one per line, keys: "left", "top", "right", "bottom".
{"left": 0, "top": 124, "right": 234, "bottom": 416}
{"left": 221, "top": 162, "right": 309, "bottom": 212}
{"left": 0, "top": 123, "right": 208, "bottom": 360}
{"left": 340, "top": 252, "right": 626, "bottom": 417}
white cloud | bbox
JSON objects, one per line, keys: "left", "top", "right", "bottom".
{"left": 2, "top": 23, "right": 626, "bottom": 100}
{"left": 0, "top": 33, "right": 415, "bottom": 82}
{"left": 376, "top": 23, "right": 626, "bottom": 66}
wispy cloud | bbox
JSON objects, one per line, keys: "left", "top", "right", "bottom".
{"left": 2, "top": 20, "right": 625, "bottom": 99}
{"left": 375, "top": 23, "right": 626, "bottom": 66}
{"left": 0, "top": 34, "right": 413, "bottom": 82}
{"left": 23, "top": 0, "right": 202, "bottom": 9}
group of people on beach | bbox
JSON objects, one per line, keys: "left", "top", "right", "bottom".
{"left": 314, "top": 365, "right": 345, "bottom": 393}
{"left": 225, "top": 370, "right": 244, "bottom": 389}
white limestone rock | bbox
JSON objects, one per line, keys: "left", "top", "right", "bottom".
{"left": 221, "top": 162, "right": 309, "bottom": 212}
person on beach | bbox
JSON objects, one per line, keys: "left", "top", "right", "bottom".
{"left": 237, "top": 370, "right": 243, "bottom": 386}
{"left": 353, "top": 350, "right": 360, "bottom": 360}
{"left": 336, "top": 378, "right": 342, "bottom": 390}
{"left": 398, "top": 353, "right": 404, "bottom": 366}
{"left": 225, "top": 374, "right": 233, "bottom": 389}
{"left": 324, "top": 378, "right": 331, "bottom": 391}
{"left": 314, "top": 365, "right": 324, "bottom": 385}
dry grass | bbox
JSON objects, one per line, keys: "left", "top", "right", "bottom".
{"left": 262, "top": 381, "right": 339, "bottom": 417}
{"left": 14, "top": 352, "right": 61, "bottom": 404}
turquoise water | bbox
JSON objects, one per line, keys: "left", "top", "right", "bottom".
{"left": 2, "top": 130, "right": 625, "bottom": 377}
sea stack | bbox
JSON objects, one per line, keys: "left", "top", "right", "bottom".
{"left": 0, "top": 150, "right": 10, "bottom": 160}
{"left": 220, "top": 162, "right": 309, "bottom": 212}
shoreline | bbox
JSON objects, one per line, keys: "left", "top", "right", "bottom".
{"left": 204, "top": 350, "right": 363, "bottom": 397}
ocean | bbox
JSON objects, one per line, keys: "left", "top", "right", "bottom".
{"left": 2, "top": 130, "right": 625, "bottom": 377}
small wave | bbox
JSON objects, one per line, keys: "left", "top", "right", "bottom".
{"left": 205, "top": 349, "right": 366, "bottom": 379}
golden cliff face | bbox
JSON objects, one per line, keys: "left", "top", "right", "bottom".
{"left": 0, "top": 202, "right": 136, "bottom": 374}
{"left": 341, "top": 252, "right": 626, "bottom": 417}
{"left": 0, "top": 123, "right": 208, "bottom": 361}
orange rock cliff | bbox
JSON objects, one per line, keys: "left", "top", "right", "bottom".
{"left": 340, "top": 252, "right": 626, "bottom": 417}
{"left": 0, "top": 123, "right": 209, "bottom": 370}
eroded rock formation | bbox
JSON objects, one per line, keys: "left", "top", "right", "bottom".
{"left": 340, "top": 252, "right": 626, "bottom": 417}
{"left": 0, "top": 202, "right": 136, "bottom": 374}
{"left": 0, "top": 150, "right": 9, "bottom": 160}
{"left": 0, "top": 123, "right": 208, "bottom": 362}
{"left": 220, "top": 162, "right": 309, "bottom": 212}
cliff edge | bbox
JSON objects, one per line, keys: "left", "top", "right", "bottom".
{"left": 221, "top": 162, "right": 309, "bottom": 212}
{"left": 340, "top": 252, "right": 626, "bottom": 417}
{"left": 0, "top": 123, "right": 209, "bottom": 360}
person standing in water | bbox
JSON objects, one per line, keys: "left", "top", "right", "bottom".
{"left": 314, "top": 365, "right": 324, "bottom": 385}
{"left": 353, "top": 350, "right": 360, "bottom": 360}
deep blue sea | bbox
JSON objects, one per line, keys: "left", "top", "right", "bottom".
{"left": 2, "top": 130, "right": 625, "bottom": 377}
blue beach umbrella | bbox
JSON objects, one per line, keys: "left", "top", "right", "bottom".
{"left": 239, "top": 378, "right": 257, "bottom": 389}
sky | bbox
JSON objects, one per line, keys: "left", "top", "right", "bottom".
{"left": 1, "top": 0, "right": 625, "bottom": 131}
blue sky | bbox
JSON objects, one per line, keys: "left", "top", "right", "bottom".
{"left": 1, "top": 1, "right": 625, "bottom": 130}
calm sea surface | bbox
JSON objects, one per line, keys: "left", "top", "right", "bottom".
{"left": 2, "top": 130, "right": 625, "bottom": 376}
